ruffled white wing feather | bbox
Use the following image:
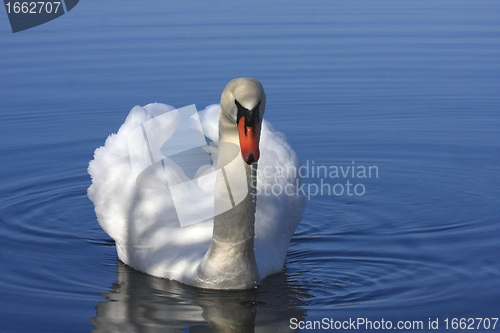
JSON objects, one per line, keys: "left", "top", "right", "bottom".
{"left": 88, "top": 103, "right": 305, "bottom": 284}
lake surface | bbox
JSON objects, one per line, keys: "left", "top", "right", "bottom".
{"left": 1, "top": 0, "right": 499, "bottom": 332}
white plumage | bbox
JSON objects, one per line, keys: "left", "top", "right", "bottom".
{"left": 88, "top": 96, "right": 305, "bottom": 288}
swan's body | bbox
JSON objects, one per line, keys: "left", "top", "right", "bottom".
{"left": 88, "top": 78, "right": 306, "bottom": 289}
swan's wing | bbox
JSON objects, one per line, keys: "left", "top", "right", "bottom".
{"left": 87, "top": 103, "right": 213, "bottom": 283}
{"left": 88, "top": 103, "right": 305, "bottom": 283}
{"left": 254, "top": 120, "right": 307, "bottom": 279}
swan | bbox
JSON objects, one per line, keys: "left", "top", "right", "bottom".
{"left": 88, "top": 78, "right": 306, "bottom": 289}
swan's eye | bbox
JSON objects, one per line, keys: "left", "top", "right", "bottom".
{"left": 235, "top": 99, "right": 260, "bottom": 128}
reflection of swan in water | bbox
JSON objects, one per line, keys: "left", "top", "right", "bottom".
{"left": 90, "top": 262, "right": 309, "bottom": 332}
{"left": 88, "top": 78, "right": 306, "bottom": 289}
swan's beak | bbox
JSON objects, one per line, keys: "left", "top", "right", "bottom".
{"left": 236, "top": 100, "right": 260, "bottom": 164}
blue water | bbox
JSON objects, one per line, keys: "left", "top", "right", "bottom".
{"left": 1, "top": 0, "right": 499, "bottom": 332}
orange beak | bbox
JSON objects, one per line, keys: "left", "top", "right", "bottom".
{"left": 238, "top": 116, "right": 260, "bottom": 164}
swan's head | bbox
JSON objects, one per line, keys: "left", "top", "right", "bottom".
{"left": 220, "top": 78, "right": 266, "bottom": 164}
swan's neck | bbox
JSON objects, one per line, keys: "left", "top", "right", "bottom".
{"left": 196, "top": 111, "right": 260, "bottom": 289}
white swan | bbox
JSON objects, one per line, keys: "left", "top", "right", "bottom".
{"left": 88, "top": 78, "right": 306, "bottom": 289}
